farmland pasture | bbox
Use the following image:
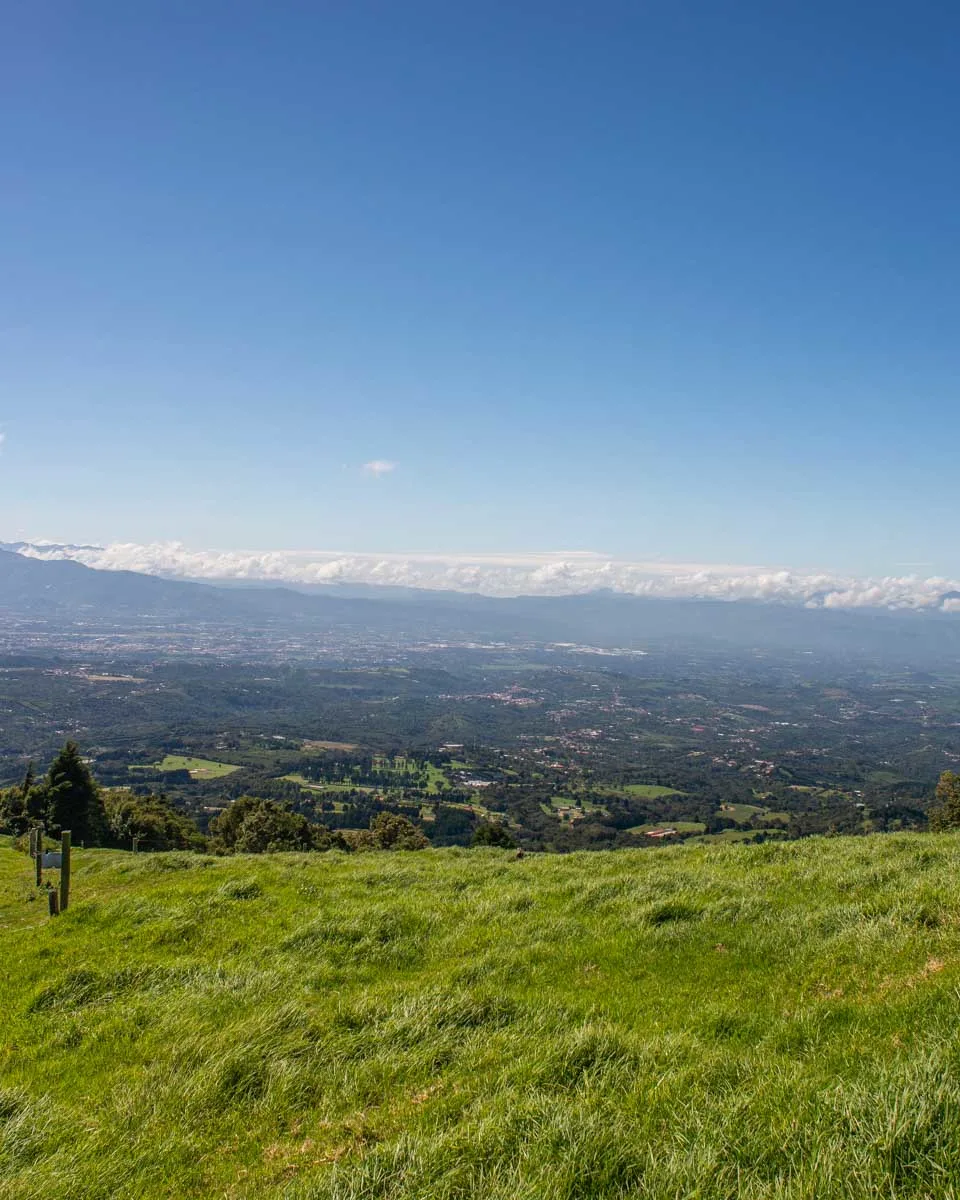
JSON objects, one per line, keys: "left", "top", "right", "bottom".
{"left": 627, "top": 820, "right": 707, "bottom": 835}
{"left": 719, "top": 801, "right": 767, "bottom": 822}
{"left": 301, "top": 740, "right": 360, "bottom": 752}
{"left": 598, "top": 783, "right": 685, "bottom": 799}
{"left": 131, "top": 754, "right": 241, "bottom": 779}
{"left": 280, "top": 774, "right": 375, "bottom": 794}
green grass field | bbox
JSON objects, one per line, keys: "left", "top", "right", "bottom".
{"left": 689, "top": 828, "right": 764, "bottom": 844}
{"left": 719, "top": 801, "right": 767, "bottom": 822}
{"left": 599, "top": 783, "right": 685, "bottom": 799}
{"left": 131, "top": 754, "right": 240, "bottom": 779}
{"left": 423, "top": 764, "right": 450, "bottom": 794}
{"left": 4, "top": 834, "right": 960, "bottom": 1198}
{"left": 626, "top": 820, "right": 707, "bottom": 835}
{"left": 281, "top": 774, "right": 375, "bottom": 795}
{"left": 301, "top": 741, "right": 360, "bottom": 753}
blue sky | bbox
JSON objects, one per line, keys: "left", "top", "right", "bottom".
{"left": 3, "top": 1, "right": 959, "bottom": 576}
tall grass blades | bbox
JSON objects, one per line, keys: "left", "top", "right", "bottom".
{"left": 3, "top": 835, "right": 960, "bottom": 1197}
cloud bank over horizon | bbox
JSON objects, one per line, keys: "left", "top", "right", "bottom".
{"left": 4, "top": 540, "right": 960, "bottom": 613}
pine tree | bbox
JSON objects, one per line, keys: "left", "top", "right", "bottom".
{"left": 44, "top": 742, "right": 107, "bottom": 845}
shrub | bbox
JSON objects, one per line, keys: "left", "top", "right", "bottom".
{"left": 209, "top": 796, "right": 347, "bottom": 854}
{"left": 472, "top": 822, "right": 517, "bottom": 849}
{"left": 104, "top": 790, "right": 204, "bottom": 851}
{"left": 369, "top": 812, "right": 429, "bottom": 850}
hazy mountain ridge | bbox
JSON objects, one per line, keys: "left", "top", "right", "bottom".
{"left": 2, "top": 547, "right": 960, "bottom": 663}
{"left": 7, "top": 540, "right": 960, "bottom": 612}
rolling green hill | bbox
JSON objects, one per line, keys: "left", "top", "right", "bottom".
{"left": 3, "top": 835, "right": 960, "bottom": 1198}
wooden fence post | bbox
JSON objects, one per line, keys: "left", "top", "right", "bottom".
{"left": 60, "top": 831, "right": 71, "bottom": 913}
{"left": 47, "top": 888, "right": 60, "bottom": 917}
{"left": 35, "top": 827, "right": 43, "bottom": 888}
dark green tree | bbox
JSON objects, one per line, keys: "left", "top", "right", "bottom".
{"left": 103, "top": 790, "right": 205, "bottom": 851}
{"left": 472, "top": 821, "right": 517, "bottom": 849}
{"left": 0, "top": 763, "right": 45, "bottom": 835}
{"left": 209, "top": 796, "right": 345, "bottom": 854}
{"left": 369, "top": 811, "right": 429, "bottom": 850}
{"left": 44, "top": 742, "right": 108, "bottom": 845}
{"left": 0, "top": 788, "right": 26, "bottom": 835}
{"left": 929, "top": 771, "right": 960, "bottom": 831}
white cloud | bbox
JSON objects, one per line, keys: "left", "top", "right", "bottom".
{"left": 362, "top": 460, "right": 397, "bottom": 477}
{"left": 9, "top": 540, "right": 960, "bottom": 612}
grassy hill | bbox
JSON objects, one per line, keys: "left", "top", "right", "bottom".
{"left": 3, "top": 834, "right": 960, "bottom": 1198}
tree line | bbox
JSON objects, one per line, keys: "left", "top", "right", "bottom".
{"left": 0, "top": 742, "right": 509, "bottom": 853}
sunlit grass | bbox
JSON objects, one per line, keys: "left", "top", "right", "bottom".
{"left": 3, "top": 834, "right": 960, "bottom": 1197}
{"left": 597, "top": 783, "right": 685, "bottom": 798}
{"left": 130, "top": 754, "right": 241, "bottom": 779}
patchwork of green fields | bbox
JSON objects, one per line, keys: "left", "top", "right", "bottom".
{"left": 4, "top": 834, "right": 960, "bottom": 1198}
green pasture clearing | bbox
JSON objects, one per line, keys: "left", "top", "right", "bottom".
{"left": 443, "top": 800, "right": 496, "bottom": 819}
{"left": 281, "top": 774, "right": 375, "bottom": 795}
{"left": 599, "top": 783, "right": 685, "bottom": 799}
{"left": 631, "top": 732, "right": 686, "bottom": 747}
{"left": 372, "top": 754, "right": 402, "bottom": 772}
{"left": 548, "top": 796, "right": 609, "bottom": 819}
{"left": 367, "top": 758, "right": 451, "bottom": 794}
{"left": 301, "top": 740, "right": 360, "bottom": 752}
{"left": 131, "top": 755, "right": 240, "bottom": 779}
{"left": 867, "top": 769, "right": 909, "bottom": 786}
{"left": 689, "top": 828, "right": 765, "bottom": 844}
{"left": 423, "top": 763, "right": 450, "bottom": 793}
{"left": 718, "top": 802, "right": 766, "bottom": 823}
{"left": 627, "top": 821, "right": 707, "bottom": 835}
{"left": 372, "top": 755, "right": 421, "bottom": 774}
{"left": 5, "top": 835, "right": 960, "bottom": 1197}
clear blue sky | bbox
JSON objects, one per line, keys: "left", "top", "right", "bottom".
{"left": 3, "top": 1, "right": 959, "bottom": 574}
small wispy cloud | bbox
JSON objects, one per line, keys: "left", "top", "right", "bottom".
{"left": 362, "top": 460, "right": 397, "bottom": 477}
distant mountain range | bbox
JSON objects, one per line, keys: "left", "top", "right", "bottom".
{"left": 7, "top": 539, "right": 960, "bottom": 613}
{"left": 0, "top": 547, "right": 401, "bottom": 625}
{"left": 2, "top": 546, "right": 960, "bottom": 665}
